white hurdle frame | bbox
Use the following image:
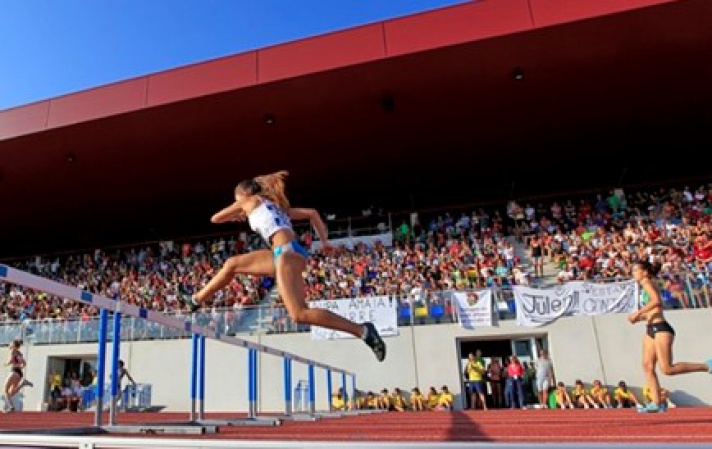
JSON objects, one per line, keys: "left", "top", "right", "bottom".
{"left": 0, "top": 264, "right": 356, "bottom": 436}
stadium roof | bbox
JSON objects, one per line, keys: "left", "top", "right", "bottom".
{"left": 1, "top": 0, "right": 711, "bottom": 256}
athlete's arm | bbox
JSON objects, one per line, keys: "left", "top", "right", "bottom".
{"left": 630, "top": 279, "right": 662, "bottom": 322}
{"left": 289, "top": 208, "right": 329, "bottom": 245}
{"left": 211, "top": 202, "right": 245, "bottom": 224}
{"left": 124, "top": 369, "right": 137, "bottom": 386}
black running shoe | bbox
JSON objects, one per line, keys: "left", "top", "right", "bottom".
{"left": 362, "top": 322, "right": 386, "bottom": 362}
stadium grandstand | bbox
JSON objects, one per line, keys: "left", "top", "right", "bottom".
{"left": 1, "top": 0, "right": 712, "bottom": 446}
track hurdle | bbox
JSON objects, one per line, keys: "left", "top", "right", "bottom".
{"left": 0, "top": 264, "right": 357, "bottom": 435}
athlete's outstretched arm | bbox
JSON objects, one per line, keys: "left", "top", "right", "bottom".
{"left": 211, "top": 202, "right": 245, "bottom": 224}
{"left": 289, "top": 208, "right": 329, "bottom": 245}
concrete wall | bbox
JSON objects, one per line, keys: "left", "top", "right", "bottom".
{"left": 19, "top": 308, "right": 712, "bottom": 412}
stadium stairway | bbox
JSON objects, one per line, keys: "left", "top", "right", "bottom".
{"left": 512, "top": 238, "right": 558, "bottom": 286}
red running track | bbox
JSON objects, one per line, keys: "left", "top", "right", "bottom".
{"left": 1, "top": 408, "right": 711, "bottom": 443}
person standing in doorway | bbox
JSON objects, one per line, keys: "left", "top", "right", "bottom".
{"left": 464, "top": 351, "right": 487, "bottom": 410}
{"left": 535, "top": 349, "right": 555, "bottom": 408}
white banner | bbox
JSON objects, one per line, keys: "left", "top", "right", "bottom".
{"left": 309, "top": 232, "right": 393, "bottom": 252}
{"left": 309, "top": 296, "right": 398, "bottom": 341}
{"left": 453, "top": 290, "right": 493, "bottom": 329}
{"left": 513, "top": 280, "right": 637, "bottom": 327}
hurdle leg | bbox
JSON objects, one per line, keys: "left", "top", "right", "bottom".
{"left": 199, "top": 335, "right": 206, "bottom": 421}
{"left": 198, "top": 348, "right": 279, "bottom": 427}
{"left": 190, "top": 334, "right": 198, "bottom": 422}
{"left": 94, "top": 310, "right": 108, "bottom": 426}
{"left": 109, "top": 312, "right": 121, "bottom": 426}
{"left": 284, "top": 357, "right": 292, "bottom": 416}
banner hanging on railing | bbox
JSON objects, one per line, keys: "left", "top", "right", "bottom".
{"left": 309, "top": 296, "right": 398, "bottom": 341}
{"left": 452, "top": 290, "right": 493, "bottom": 329}
{"left": 512, "top": 280, "right": 637, "bottom": 327}
{"left": 309, "top": 232, "right": 393, "bottom": 252}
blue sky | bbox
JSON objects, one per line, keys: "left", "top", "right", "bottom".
{"left": 0, "top": 0, "right": 467, "bottom": 111}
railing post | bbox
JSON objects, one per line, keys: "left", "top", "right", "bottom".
{"left": 351, "top": 375, "right": 356, "bottom": 404}
{"left": 326, "top": 369, "right": 333, "bottom": 412}
{"left": 409, "top": 295, "right": 414, "bottom": 326}
{"left": 684, "top": 275, "right": 697, "bottom": 309}
{"left": 341, "top": 372, "right": 347, "bottom": 407}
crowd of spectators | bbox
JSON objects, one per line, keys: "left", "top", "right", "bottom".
{"left": 2, "top": 183, "right": 711, "bottom": 327}
{"left": 515, "top": 185, "right": 712, "bottom": 307}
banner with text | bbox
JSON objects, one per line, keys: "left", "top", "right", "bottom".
{"left": 310, "top": 296, "right": 398, "bottom": 341}
{"left": 453, "top": 290, "right": 493, "bottom": 329}
{"left": 309, "top": 232, "right": 393, "bottom": 252}
{"left": 512, "top": 280, "right": 637, "bottom": 327}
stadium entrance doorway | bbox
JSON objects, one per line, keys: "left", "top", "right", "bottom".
{"left": 457, "top": 335, "right": 548, "bottom": 409}
{"left": 45, "top": 356, "right": 98, "bottom": 411}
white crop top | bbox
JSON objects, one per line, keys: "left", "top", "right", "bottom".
{"left": 248, "top": 199, "right": 293, "bottom": 242}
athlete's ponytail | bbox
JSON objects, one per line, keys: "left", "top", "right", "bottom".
{"left": 235, "top": 170, "right": 290, "bottom": 210}
{"left": 255, "top": 170, "right": 290, "bottom": 210}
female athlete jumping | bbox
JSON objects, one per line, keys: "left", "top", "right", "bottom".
{"left": 185, "top": 171, "right": 386, "bottom": 361}
{"left": 629, "top": 260, "right": 711, "bottom": 412}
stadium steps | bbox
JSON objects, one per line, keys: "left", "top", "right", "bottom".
{"left": 512, "top": 238, "right": 558, "bottom": 286}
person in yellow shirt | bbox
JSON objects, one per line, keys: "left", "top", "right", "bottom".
{"left": 426, "top": 386, "right": 440, "bottom": 410}
{"left": 331, "top": 389, "right": 346, "bottom": 411}
{"left": 378, "top": 388, "right": 392, "bottom": 411}
{"left": 436, "top": 385, "right": 453, "bottom": 411}
{"left": 572, "top": 380, "right": 598, "bottom": 409}
{"left": 48, "top": 371, "right": 63, "bottom": 391}
{"left": 589, "top": 379, "right": 612, "bottom": 408}
{"left": 555, "top": 382, "right": 575, "bottom": 409}
{"left": 410, "top": 387, "right": 425, "bottom": 411}
{"left": 464, "top": 351, "right": 488, "bottom": 410}
{"left": 392, "top": 388, "right": 408, "bottom": 412}
{"left": 365, "top": 391, "right": 378, "bottom": 410}
{"left": 614, "top": 381, "right": 641, "bottom": 408}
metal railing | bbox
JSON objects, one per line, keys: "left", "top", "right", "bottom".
{"left": 1, "top": 270, "right": 709, "bottom": 347}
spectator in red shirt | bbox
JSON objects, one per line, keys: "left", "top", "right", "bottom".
{"left": 505, "top": 355, "right": 526, "bottom": 409}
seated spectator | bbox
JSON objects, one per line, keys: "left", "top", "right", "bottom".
{"left": 572, "top": 380, "right": 598, "bottom": 409}
{"left": 410, "top": 387, "right": 425, "bottom": 411}
{"left": 347, "top": 389, "right": 364, "bottom": 411}
{"left": 365, "top": 391, "right": 378, "bottom": 410}
{"left": 61, "top": 380, "right": 81, "bottom": 412}
{"left": 49, "top": 385, "right": 65, "bottom": 412}
{"left": 426, "top": 386, "right": 440, "bottom": 410}
{"left": 589, "top": 379, "right": 612, "bottom": 408}
{"left": 554, "top": 382, "right": 575, "bottom": 409}
{"left": 331, "top": 388, "right": 346, "bottom": 411}
{"left": 378, "top": 388, "right": 392, "bottom": 411}
{"left": 614, "top": 381, "right": 641, "bottom": 409}
{"left": 435, "top": 385, "right": 453, "bottom": 411}
{"left": 391, "top": 388, "right": 408, "bottom": 412}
